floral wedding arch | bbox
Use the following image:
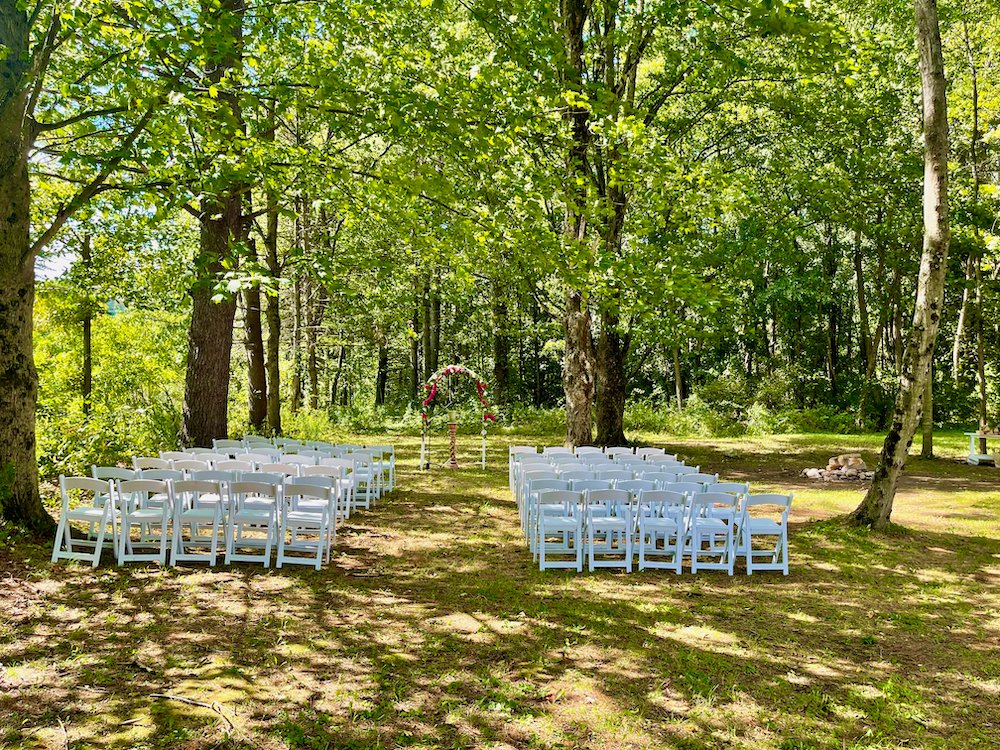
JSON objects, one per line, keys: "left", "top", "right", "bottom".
{"left": 420, "top": 364, "right": 495, "bottom": 469}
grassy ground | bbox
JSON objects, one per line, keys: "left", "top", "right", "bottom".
{"left": 1, "top": 431, "right": 999, "bottom": 749}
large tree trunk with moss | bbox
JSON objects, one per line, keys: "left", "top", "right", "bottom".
{"left": 851, "top": 0, "right": 949, "bottom": 528}
{"left": 560, "top": 0, "right": 595, "bottom": 447}
{"left": 595, "top": 311, "right": 629, "bottom": 446}
{"left": 0, "top": 9, "right": 51, "bottom": 532}
{"left": 181, "top": 0, "right": 245, "bottom": 447}
{"left": 182, "top": 202, "right": 240, "bottom": 447}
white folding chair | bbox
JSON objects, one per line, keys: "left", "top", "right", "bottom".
{"left": 117, "top": 479, "right": 173, "bottom": 565}
{"left": 597, "top": 469, "right": 633, "bottom": 482}
{"left": 526, "top": 478, "right": 571, "bottom": 551}
{"left": 570, "top": 479, "right": 612, "bottom": 493}
{"left": 687, "top": 492, "right": 738, "bottom": 575}
{"left": 558, "top": 469, "right": 594, "bottom": 482}
{"left": 89, "top": 467, "right": 136, "bottom": 538}
{"left": 300, "top": 465, "right": 349, "bottom": 522}
{"left": 284, "top": 453, "right": 320, "bottom": 468}
{"left": 133, "top": 456, "right": 170, "bottom": 471}
{"left": 537, "top": 490, "right": 583, "bottom": 572}
{"left": 225, "top": 480, "right": 280, "bottom": 567}
{"left": 216, "top": 459, "right": 254, "bottom": 474}
{"left": 685, "top": 472, "right": 719, "bottom": 486}
{"left": 319, "top": 458, "right": 356, "bottom": 518}
{"left": 739, "top": 494, "right": 792, "bottom": 575}
{"left": 639, "top": 471, "right": 677, "bottom": 488}
{"left": 213, "top": 439, "right": 245, "bottom": 456}
{"left": 171, "top": 458, "right": 209, "bottom": 475}
{"left": 51, "top": 477, "right": 118, "bottom": 567}
{"left": 159, "top": 451, "right": 189, "bottom": 461}
{"left": 635, "top": 447, "right": 667, "bottom": 459}
{"left": 186, "top": 451, "right": 229, "bottom": 466}
{"left": 585, "top": 489, "right": 633, "bottom": 572}
{"left": 664, "top": 481, "right": 705, "bottom": 496}
{"left": 614, "top": 479, "right": 656, "bottom": 497}
{"left": 260, "top": 462, "right": 300, "bottom": 479}
{"left": 636, "top": 490, "right": 686, "bottom": 573}
{"left": 349, "top": 452, "right": 378, "bottom": 508}
{"left": 277, "top": 485, "right": 332, "bottom": 569}
{"left": 605, "top": 447, "right": 633, "bottom": 459}
{"left": 673, "top": 465, "right": 701, "bottom": 476}
{"left": 171, "top": 480, "right": 227, "bottom": 565}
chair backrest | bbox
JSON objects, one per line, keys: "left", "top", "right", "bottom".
{"left": 605, "top": 447, "right": 633, "bottom": 458}
{"left": 558, "top": 470, "right": 594, "bottom": 482}
{"left": 184, "top": 447, "right": 217, "bottom": 455}
{"left": 664, "top": 482, "right": 705, "bottom": 495}
{"left": 714, "top": 482, "right": 749, "bottom": 495}
{"left": 510, "top": 445, "right": 538, "bottom": 458}
{"left": 289, "top": 475, "right": 335, "bottom": 490}
{"left": 689, "top": 491, "right": 738, "bottom": 519}
{"left": 243, "top": 436, "right": 273, "bottom": 447}
{"left": 191, "top": 470, "right": 235, "bottom": 483}
{"left": 536, "top": 489, "right": 583, "bottom": 511}
{"left": 743, "top": 493, "right": 793, "bottom": 520}
{"left": 529, "top": 478, "right": 570, "bottom": 496}
{"left": 172, "top": 459, "right": 209, "bottom": 473}
{"left": 301, "top": 465, "right": 344, "bottom": 478}
{"left": 685, "top": 473, "right": 718, "bottom": 485}
{"left": 216, "top": 460, "right": 254, "bottom": 473}
{"left": 320, "top": 458, "right": 354, "bottom": 473}
{"left": 636, "top": 489, "right": 687, "bottom": 517}
{"left": 615, "top": 479, "right": 656, "bottom": 496}
{"left": 188, "top": 452, "right": 229, "bottom": 465}
{"left": 260, "top": 463, "right": 300, "bottom": 477}
{"left": 673, "top": 465, "right": 701, "bottom": 476}
{"left": 645, "top": 455, "right": 684, "bottom": 465}
{"left": 282, "top": 454, "right": 317, "bottom": 466}
{"left": 240, "top": 472, "right": 285, "bottom": 486}
{"left": 133, "top": 457, "right": 170, "bottom": 470}
{"left": 231, "top": 481, "right": 279, "bottom": 500}
{"left": 542, "top": 447, "right": 574, "bottom": 457}
{"left": 213, "top": 439, "right": 244, "bottom": 452}
{"left": 570, "top": 479, "right": 612, "bottom": 492}
{"left": 585, "top": 488, "right": 630, "bottom": 517}
{"left": 634, "top": 447, "right": 666, "bottom": 459}
{"left": 574, "top": 446, "right": 604, "bottom": 457}
{"left": 242, "top": 452, "right": 275, "bottom": 467}
{"left": 60, "top": 476, "right": 112, "bottom": 511}
{"left": 118, "top": 479, "right": 171, "bottom": 509}
{"left": 306, "top": 440, "right": 336, "bottom": 451}
{"left": 639, "top": 471, "right": 677, "bottom": 486}
{"left": 173, "top": 479, "right": 224, "bottom": 500}
{"left": 159, "top": 451, "right": 189, "bottom": 461}
{"left": 138, "top": 469, "right": 184, "bottom": 482}
{"left": 548, "top": 455, "right": 581, "bottom": 466}
{"left": 284, "top": 483, "right": 331, "bottom": 510}
{"left": 91, "top": 466, "right": 138, "bottom": 482}
{"left": 597, "top": 470, "right": 633, "bottom": 481}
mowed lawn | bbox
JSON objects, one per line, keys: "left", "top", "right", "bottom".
{"left": 1, "top": 432, "right": 999, "bottom": 749}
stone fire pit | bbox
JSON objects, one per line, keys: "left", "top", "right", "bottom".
{"left": 802, "top": 453, "right": 875, "bottom": 481}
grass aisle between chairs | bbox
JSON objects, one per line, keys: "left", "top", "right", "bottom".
{"left": 1, "top": 432, "right": 999, "bottom": 749}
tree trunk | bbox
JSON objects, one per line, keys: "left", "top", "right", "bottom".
{"left": 375, "top": 339, "right": 389, "bottom": 406}
{"left": 243, "top": 244, "right": 267, "bottom": 432}
{"left": 595, "top": 312, "right": 629, "bottom": 446}
{"left": 181, "top": 0, "right": 245, "bottom": 447}
{"left": 290, "top": 273, "right": 303, "bottom": 412}
{"left": 264, "top": 184, "right": 281, "bottom": 434}
{"left": 561, "top": 0, "right": 595, "bottom": 447}
{"left": 854, "top": 228, "right": 874, "bottom": 375}
{"left": 410, "top": 302, "right": 420, "bottom": 399}
{"left": 430, "top": 277, "right": 441, "bottom": 373}
{"left": 492, "top": 284, "right": 511, "bottom": 407}
{"left": 673, "top": 346, "right": 684, "bottom": 409}
{"left": 0, "top": 15, "right": 48, "bottom": 529}
{"left": 81, "top": 235, "right": 93, "bottom": 417}
{"left": 920, "top": 365, "right": 934, "bottom": 458}
{"left": 421, "top": 274, "right": 432, "bottom": 380}
{"left": 306, "top": 282, "right": 326, "bottom": 410}
{"left": 852, "top": 0, "right": 949, "bottom": 528}
{"left": 330, "top": 345, "right": 346, "bottom": 406}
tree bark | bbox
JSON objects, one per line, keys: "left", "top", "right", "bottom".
{"left": 81, "top": 235, "right": 93, "bottom": 417}
{"left": 673, "top": 345, "right": 684, "bottom": 409}
{"left": 410, "top": 301, "right": 420, "bottom": 399}
{"left": 375, "top": 339, "right": 389, "bottom": 406}
{"left": 851, "top": 0, "right": 949, "bottom": 528}
{"left": 290, "top": 272, "right": 303, "bottom": 412}
{"left": 421, "top": 273, "right": 432, "bottom": 380}
{"left": 854, "top": 228, "right": 874, "bottom": 375}
{"left": 330, "top": 345, "right": 346, "bottom": 406}
{"left": 920, "top": 365, "right": 933, "bottom": 458}
{"left": 595, "top": 312, "right": 629, "bottom": 446}
{"left": 492, "top": 284, "right": 511, "bottom": 407}
{"left": 0, "top": 8, "right": 47, "bottom": 529}
{"left": 561, "top": 0, "right": 595, "bottom": 447}
{"left": 243, "top": 243, "right": 267, "bottom": 432}
{"left": 264, "top": 183, "right": 281, "bottom": 434}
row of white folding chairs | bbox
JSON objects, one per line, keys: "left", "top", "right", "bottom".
{"left": 511, "top": 458, "right": 697, "bottom": 499}
{"left": 92, "top": 465, "right": 357, "bottom": 519}
{"left": 533, "top": 489, "right": 791, "bottom": 575}
{"left": 210, "top": 439, "right": 396, "bottom": 492}
{"left": 509, "top": 446, "right": 686, "bottom": 494}
{"left": 515, "top": 467, "right": 714, "bottom": 531}
{"left": 52, "top": 475, "right": 339, "bottom": 569}
{"left": 128, "top": 456, "right": 378, "bottom": 510}
{"left": 522, "top": 477, "right": 730, "bottom": 550}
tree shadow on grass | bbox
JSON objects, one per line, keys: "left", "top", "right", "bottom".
{"left": 2, "top": 452, "right": 1000, "bottom": 749}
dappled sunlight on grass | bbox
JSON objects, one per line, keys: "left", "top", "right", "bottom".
{"left": 2, "top": 432, "right": 999, "bottom": 748}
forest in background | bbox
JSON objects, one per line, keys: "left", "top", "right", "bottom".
{"left": 2, "top": 0, "right": 996, "bottom": 500}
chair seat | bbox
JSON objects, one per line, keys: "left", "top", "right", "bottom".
{"left": 590, "top": 517, "right": 628, "bottom": 529}
{"left": 285, "top": 510, "right": 326, "bottom": 524}
{"left": 128, "top": 509, "right": 167, "bottom": 521}
{"left": 67, "top": 507, "right": 118, "bottom": 521}
{"left": 179, "top": 508, "right": 219, "bottom": 520}
{"left": 692, "top": 518, "right": 730, "bottom": 531}
{"left": 745, "top": 518, "right": 783, "bottom": 534}
{"left": 541, "top": 516, "right": 578, "bottom": 531}
{"left": 641, "top": 517, "right": 679, "bottom": 530}
{"left": 234, "top": 509, "right": 272, "bottom": 522}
